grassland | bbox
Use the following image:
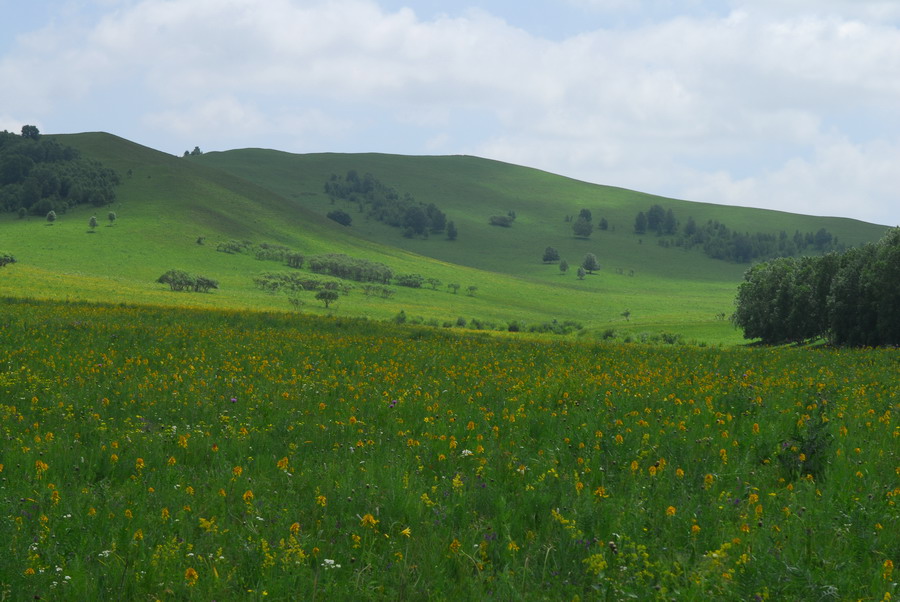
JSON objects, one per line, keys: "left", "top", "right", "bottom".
{"left": 0, "top": 299, "right": 896, "bottom": 600}
{"left": 0, "top": 132, "right": 889, "bottom": 345}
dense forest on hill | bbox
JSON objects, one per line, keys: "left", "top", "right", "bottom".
{"left": 324, "top": 170, "right": 452, "bottom": 238}
{"left": 0, "top": 127, "right": 119, "bottom": 215}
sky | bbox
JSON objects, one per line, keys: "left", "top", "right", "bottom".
{"left": 2, "top": 0, "right": 899, "bottom": 226}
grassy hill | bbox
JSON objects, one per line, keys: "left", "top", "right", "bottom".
{"left": 0, "top": 132, "right": 889, "bottom": 344}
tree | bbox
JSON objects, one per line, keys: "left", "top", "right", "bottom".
{"left": 88, "top": 215, "right": 98, "bottom": 231}
{"left": 578, "top": 208, "right": 592, "bottom": 222}
{"left": 447, "top": 283, "right": 460, "bottom": 294}
{"left": 403, "top": 205, "right": 430, "bottom": 236}
{"left": 646, "top": 204, "right": 665, "bottom": 233}
{"left": 581, "top": 253, "right": 600, "bottom": 274}
{"left": 0, "top": 252, "right": 16, "bottom": 267}
{"left": 577, "top": 266, "right": 586, "bottom": 280}
{"left": 598, "top": 217, "right": 609, "bottom": 231}
{"left": 425, "top": 277, "right": 442, "bottom": 290}
{"left": 634, "top": 211, "right": 647, "bottom": 234}
{"left": 559, "top": 259, "right": 569, "bottom": 274}
{"left": 327, "top": 209, "right": 352, "bottom": 226}
{"left": 446, "top": 221, "right": 458, "bottom": 241}
{"left": 315, "top": 290, "right": 339, "bottom": 308}
{"left": 108, "top": 211, "right": 117, "bottom": 226}
{"left": 572, "top": 218, "right": 593, "bottom": 238}
{"left": 466, "top": 285, "right": 478, "bottom": 296}
{"left": 46, "top": 210, "right": 56, "bottom": 224}
{"left": 21, "top": 125, "right": 40, "bottom": 140}
{"left": 542, "top": 246, "right": 560, "bottom": 263}
{"left": 662, "top": 209, "right": 677, "bottom": 235}
{"left": 621, "top": 309, "right": 631, "bottom": 322}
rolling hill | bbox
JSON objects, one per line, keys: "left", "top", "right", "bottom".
{"left": 0, "top": 132, "right": 889, "bottom": 344}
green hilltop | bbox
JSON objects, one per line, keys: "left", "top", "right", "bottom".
{"left": 0, "top": 132, "right": 889, "bottom": 344}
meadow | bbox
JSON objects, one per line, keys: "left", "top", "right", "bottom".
{"left": 1, "top": 299, "right": 897, "bottom": 600}
{"left": 1, "top": 132, "right": 888, "bottom": 348}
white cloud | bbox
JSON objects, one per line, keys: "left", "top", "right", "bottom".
{"left": 1, "top": 0, "right": 899, "bottom": 224}
{"left": 684, "top": 138, "right": 900, "bottom": 225}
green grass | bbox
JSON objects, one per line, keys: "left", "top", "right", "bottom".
{"left": 0, "top": 300, "right": 896, "bottom": 600}
{"left": 0, "top": 132, "right": 890, "bottom": 345}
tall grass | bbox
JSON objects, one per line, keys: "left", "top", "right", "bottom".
{"left": 0, "top": 299, "right": 896, "bottom": 600}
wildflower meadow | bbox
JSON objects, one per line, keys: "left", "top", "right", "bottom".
{"left": 0, "top": 299, "right": 897, "bottom": 600}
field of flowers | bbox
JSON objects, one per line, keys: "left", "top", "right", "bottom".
{"left": 0, "top": 299, "right": 897, "bottom": 600}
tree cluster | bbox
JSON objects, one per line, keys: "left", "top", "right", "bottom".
{"left": 157, "top": 270, "right": 219, "bottom": 292}
{"left": 307, "top": 253, "right": 393, "bottom": 284}
{"left": 324, "top": 171, "right": 450, "bottom": 238}
{"left": 633, "top": 203, "right": 841, "bottom": 263}
{"left": 733, "top": 227, "right": 900, "bottom": 346}
{"left": 0, "top": 127, "right": 120, "bottom": 215}
{"left": 572, "top": 208, "right": 594, "bottom": 238}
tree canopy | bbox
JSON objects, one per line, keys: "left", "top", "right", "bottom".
{"left": 733, "top": 227, "right": 900, "bottom": 346}
{"left": 0, "top": 128, "right": 119, "bottom": 215}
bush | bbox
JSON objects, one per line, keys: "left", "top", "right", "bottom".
{"left": 489, "top": 215, "right": 515, "bottom": 227}
{"left": 327, "top": 209, "right": 352, "bottom": 226}
{"left": 395, "top": 274, "right": 424, "bottom": 288}
{"left": 217, "top": 240, "right": 253, "bottom": 254}
{"left": 0, "top": 252, "right": 17, "bottom": 267}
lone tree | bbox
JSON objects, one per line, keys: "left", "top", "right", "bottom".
{"left": 559, "top": 259, "right": 569, "bottom": 274}
{"left": 0, "top": 252, "right": 16, "bottom": 267}
{"left": 466, "top": 285, "right": 478, "bottom": 296}
{"left": 46, "top": 210, "right": 57, "bottom": 224}
{"left": 577, "top": 266, "right": 586, "bottom": 280}
{"left": 315, "top": 289, "right": 339, "bottom": 308}
{"left": 621, "top": 309, "right": 631, "bottom": 322}
{"left": 448, "top": 283, "right": 460, "bottom": 294}
{"left": 581, "top": 253, "right": 601, "bottom": 274}
{"left": 542, "top": 246, "right": 560, "bottom": 263}
{"left": 446, "top": 221, "right": 458, "bottom": 241}
{"left": 89, "top": 215, "right": 98, "bottom": 231}
{"left": 108, "top": 211, "right": 117, "bottom": 226}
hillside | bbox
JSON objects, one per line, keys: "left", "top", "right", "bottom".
{"left": 0, "top": 132, "right": 889, "bottom": 344}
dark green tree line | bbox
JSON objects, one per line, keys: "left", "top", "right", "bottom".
{"left": 732, "top": 227, "right": 900, "bottom": 345}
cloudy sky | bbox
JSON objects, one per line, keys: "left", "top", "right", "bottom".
{"left": 2, "top": 0, "right": 899, "bottom": 225}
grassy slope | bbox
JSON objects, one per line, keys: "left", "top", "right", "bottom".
{"left": 0, "top": 133, "right": 889, "bottom": 344}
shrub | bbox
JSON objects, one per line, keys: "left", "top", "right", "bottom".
{"left": 327, "top": 209, "right": 352, "bottom": 226}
